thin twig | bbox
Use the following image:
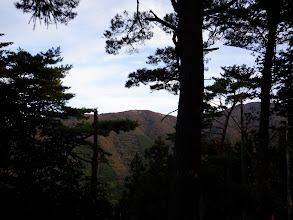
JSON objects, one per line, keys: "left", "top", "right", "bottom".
{"left": 161, "top": 109, "right": 178, "bottom": 122}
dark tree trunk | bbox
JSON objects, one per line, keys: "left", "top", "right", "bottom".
{"left": 169, "top": 1, "right": 204, "bottom": 220}
{"left": 257, "top": 3, "right": 279, "bottom": 218}
{"left": 220, "top": 102, "right": 236, "bottom": 154}
{"left": 240, "top": 94, "right": 247, "bottom": 220}
{"left": 287, "top": 113, "right": 293, "bottom": 220}
{"left": 92, "top": 109, "right": 99, "bottom": 182}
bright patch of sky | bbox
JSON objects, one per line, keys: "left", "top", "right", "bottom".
{"left": 0, "top": 0, "right": 255, "bottom": 116}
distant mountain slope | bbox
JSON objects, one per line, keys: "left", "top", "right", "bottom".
{"left": 211, "top": 102, "right": 284, "bottom": 144}
{"left": 84, "top": 110, "right": 176, "bottom": 181}
{"left": 66, "top": 103, "right": 283, "bottom": 182}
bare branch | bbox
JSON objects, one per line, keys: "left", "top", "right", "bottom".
{"left": 204, "top": 0, "right": 238, "bottom": 16}
{"left": 230, "top": 115, "right": 241, "bottom": 131}
{"left": 161, "top": 109, "right": 178, "bottom": 122}
{"left": 203, "top": 47, "right": 219, "bottom": 52}
{"left": 145, "top": 10, "right": 177, "bottom": 31}
{"left": 213, "top": 118, "right": 226, "bottom": 126}
{"left": 75, "top": 154, "right": 91, "bottom": 163}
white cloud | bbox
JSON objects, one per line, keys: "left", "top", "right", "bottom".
{"left": 1, "top": 0, "right": 256, "bottom": 116}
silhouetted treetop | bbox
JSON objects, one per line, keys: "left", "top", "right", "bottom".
{"left": 104, "top": 0, "right": 238, "bottom": 56}
{"left": 15, "top": 0, "right": 80, "bottom": 28}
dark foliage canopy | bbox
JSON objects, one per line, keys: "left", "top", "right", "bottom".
{"left": 15, "top": 0, "right": 80, "bottom": 28}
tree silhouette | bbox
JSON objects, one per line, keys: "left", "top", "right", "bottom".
{"left": 0, "top": 46, "right": 114, "bottom": 219}
{"left": 14, "top": 1, "right": 261, "bottom": 219}
{"left": 104, "top": 1, "right": 239, "bottom": 219}
{"left": 205, "top": 65, "right": 258, "bottom": 154}
{"left": 275, "top": 39, "right": 293, "bottom": 220}
{"left": 209, "top": 0, "right": 293, "bottom": 217}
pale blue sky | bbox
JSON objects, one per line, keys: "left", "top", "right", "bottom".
{"left": 1, "top": 0, "right": 255, "bottom": 115}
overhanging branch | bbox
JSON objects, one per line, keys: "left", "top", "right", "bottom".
{"left": 203, "top": 47, "right": 219, "bottom": 52}
{"left": 145, "top": 10, "right": 177, "bottom": 31}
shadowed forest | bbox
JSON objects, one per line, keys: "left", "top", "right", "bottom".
{"left": 0, "top": 0, "right": 293, "bottom": 220}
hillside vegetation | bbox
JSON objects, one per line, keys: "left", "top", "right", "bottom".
{"left": 65, "top": 110, "right": 176, "bottom": 181}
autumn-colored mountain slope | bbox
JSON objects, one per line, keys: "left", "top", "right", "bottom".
{"left": 64, "top": 103, "right": 282, "bottom": 183}
{"left": 83, "top": 110, "right": 176, "bottom": 181}
{"left": 210, "top": 102, "right": 284, "bottom": 144}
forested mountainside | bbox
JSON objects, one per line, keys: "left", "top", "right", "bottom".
{"left": 65, "top": 104, "right": 283, "bottom": 182}
{"left": 64, "top": 110, "right": 176, "bottom": 181}
{"left": 95, "top": 110, "right": 176, "bottom": 181}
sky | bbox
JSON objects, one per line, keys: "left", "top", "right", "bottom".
{"left": 0, "top": 0, "right": 255, "bottom": 116}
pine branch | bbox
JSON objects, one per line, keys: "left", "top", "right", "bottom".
{"left": 204, "top": 0, "right": 238, "bottom": 16}
{"left": 145, "top": 10, "right": 177, "bottom": 31}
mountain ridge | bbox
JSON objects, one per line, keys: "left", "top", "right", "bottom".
{"left": 83, "top": 110, "right": 176, "bottom": 181}
{"left": 71, "top": 103, "right": 282, "bottom": 182}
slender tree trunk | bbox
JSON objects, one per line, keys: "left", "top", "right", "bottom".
{"left": 257, "top": 4, "right": 279, "bottom": 219}
{"left": 169, "top": 1, "right": 204, "bottom": 220}
{"left": 220, "top": 102, "right": 236, "bottom": 154}
{"left": 226, "top": 145, "right": 232, "bottom": 220}
{"left": 240, "top": 94, "right": 247, "bottom": 220}
{"left": 287, "top": 114, "right": 293, "bottom": 220}
{"left": 241, "top": 94, "right": 246, "bottom": 185}
{"left": 92, "top": 109, "right": 99, "bottom": 182}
